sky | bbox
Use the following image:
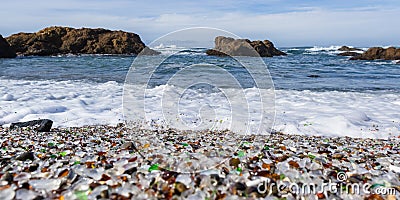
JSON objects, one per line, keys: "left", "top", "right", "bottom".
{"left": 1, "top": 0, "right": 399, "bottom": 47}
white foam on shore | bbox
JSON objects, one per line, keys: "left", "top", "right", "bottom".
{"left": 274, "top": 90, "right": 400, "bottom": 139}
{"left": 1, "top": 79, "right": 399, "bottom": 139}
{"left": 0, "top": 79, "right": 124, "bottom": 127}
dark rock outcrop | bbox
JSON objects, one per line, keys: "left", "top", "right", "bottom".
{"left": 205, "top": 49, "right": 228, "bottom": 56}
{"left": 337, "top": 46, "right": 363, "bottom": 57}
{"left": 10, "top": 119, "right": 53, "bottom": 132}
{"left": 139, "top": 47, "right": 161, "bottom": 56}
{"left": 206, "top": 36, "right": 286, "bottom": 57}
{"left": 6, "top": 26, "right": 160, "bottom": 56}
{"left": 350, "top": 47, "right": 400, "bottom": 60}
{"left": 338, "top": 52, "right": 361, "bottom": 57}
{"left": 0, "top": 35, "right": 16, "bottom": 58}
{"left": 338, "top": 46, "right": 361, "bottom": 51}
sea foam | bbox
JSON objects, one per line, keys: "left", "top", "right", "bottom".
{"left": 1, "top": 79, "right": 399, "bottom": 139}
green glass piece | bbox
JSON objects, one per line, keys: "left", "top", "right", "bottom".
{"left": 149, "top": 164, "right": 159, "bottom": 172}
{"left": 75, "top": 190, "right": 88, "bottom": 200}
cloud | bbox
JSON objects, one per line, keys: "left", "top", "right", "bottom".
{"left": 1, "top": 0, "right": 399, "bottom": 46}
{"left": 129, "top": 8, "right": 400, "bottom": 46}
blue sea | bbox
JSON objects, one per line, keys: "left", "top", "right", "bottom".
{"left": 1, "top": 46, "right": 399, "bottom": 92}
{"left": 1, "top": 46, "right": 400, "bottom": 138}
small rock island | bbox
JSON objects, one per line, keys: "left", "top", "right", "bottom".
{"left": 206, "top": 36, "right": 286, "bottom": 57}
{"left": 350, "top": 47, "right": 400, "bottom": 61}
{"left": 3, "top": 26, "right": 160, "bottom": 57}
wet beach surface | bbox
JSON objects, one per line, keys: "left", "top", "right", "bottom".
{"left": 0, "top": 126, "right": 399, "bottom": 199}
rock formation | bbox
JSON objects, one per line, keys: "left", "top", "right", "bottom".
{"left": 206, "top": 36, "right": 286, "bottom": 57}
{"left": 10, "top": 119, "right": 53, "bottom": 132}
{"left": 5, "top": 26, "right": 160, "bottom": 56}
{"left": 205, "top": 49, "right": 228, "bottom": 56}
{"left": 338, "top": 46, "right": 361, "bottom": 51}
{"left": 338, "top": 52, "right": 361, "bottom": 57}
{"left": 350, "top": 47, "right": 400, "bottom": 60}
{"left": 0, "top": 35, "right": 16, "bottom": 58}
{"left": 337, "top": 46, "right": 362, "bottom": 57}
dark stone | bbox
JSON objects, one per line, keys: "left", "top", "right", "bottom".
{"left": 307, "top": 75, "right": 320, "bottom": 78}
{"left": 234, "top": 182, "right": 247, "bottom": 191}
{"left": 139, "top": 47, "right": 161, "bottom": 55}
{"left": 10, "top": 119, "right": 53, "bottom": 132}
{"left": 16, "top": 152, "right": 35, "bottom": 161}
{"left": 396, "top": 61, "right": 400, "bottom": 64}
{"left": 123, "top": 167, "right": 137, "bottom": 175}
{"left": 350, "top": 47, "right": 400, "bottom": 60}
{"left": 205, "top": 49, "right": 228, "bottom": 56}
{"left": 338, "top": 52, "right": 361, "bottom": 57}
{"left": 1, "top": 172, "right": 14, "bottom": 183}
{"left": 251, "top": 39, "right": 287, "bottom": 57}
{"left": 6, "top": 26, "right": 159, "bottom": 56}
{"left": 29, "top": 164, "right": 39, "bottom": 172}
{"left": 338, "top": 46, "right": 361, "bottom": 51}
{"left": 206, "top": 36, "right": 286, "bottom": 57}
{"left": 105, "top": 163, "right": 114, "bottom": 170}
{"left": 0, "top": 35, "right": 16, "bottom": 58}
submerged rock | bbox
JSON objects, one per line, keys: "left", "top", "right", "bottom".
{"left": 206, "top": 36, "right": 286, "bottom": 57}
{"left": 338, "top": 52, "right": 361, "bottom": 57}
{"left": 10, "top": 119, "right": 53, "bottom": 132}
{"left": 337, "top": 46, "right": 363, "bottom": 57}
{"left": 139, "top": 47, "right": 161, "bottom": 56}
{"left": 338, "top": 46, "right": 362, "bottom": 51}
{"left": 0, "top": 35, "right": 16, "bottom": 58}
{"left": 6, "top": 26, "right": 159, "bottom": 56}
{"left": 205, "top": 49, "right": 228, "bottom": 56}
{"left": 350, "top": 47, "right": 400, "bottom": 60}
{"left": 307, "top": 74, "right": 321, "bottom": 78}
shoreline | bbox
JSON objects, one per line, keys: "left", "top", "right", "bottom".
{"left": 1, "top": 76, "right": 399, "bottom": 139}
{"left": 1, "top": 125, "right": 399, "bottom": 199}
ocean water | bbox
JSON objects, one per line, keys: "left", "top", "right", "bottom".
{"left": 1, "top": 46, "right": 400, "bottom": 138}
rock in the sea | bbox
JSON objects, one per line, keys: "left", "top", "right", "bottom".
{"left": 338, "top": 52, "right": 361, "bottom": 57}
{"left": 350, "top": 47, "right": 400, "bottom": 60}
{"left": 139, "top": 47, "right": 161, "bottom": 56}
{"left": 338, "top": 46, "right": 361, "bottom": 51}
{"left": 10, "top": 119, "right": 53, "bottom": 132}
{"left": 6, "top": 26, "right": 159, "bottom": 56}
{"left": 0, "top": 35, "right": 16, "bottom": 58}
{"left": 205, "top": 49, "right": 228, "bottom": 56}
{"left": 206, "top": 36, "right": 286, "bottom": 57}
